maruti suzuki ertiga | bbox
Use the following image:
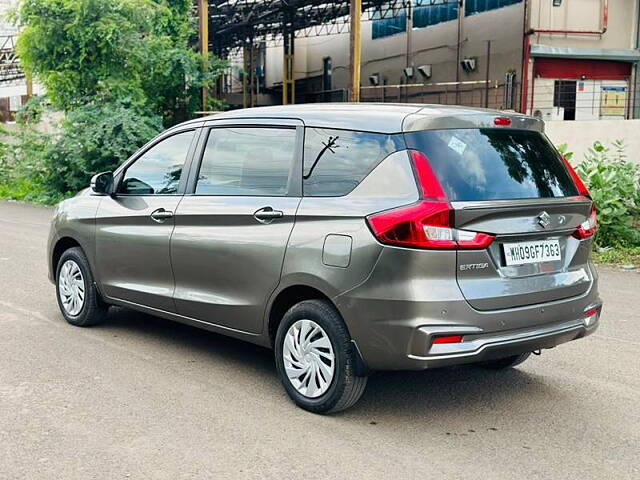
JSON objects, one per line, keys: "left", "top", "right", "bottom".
{"left": 48, "top": 104, "right": 602, "bottom": 413}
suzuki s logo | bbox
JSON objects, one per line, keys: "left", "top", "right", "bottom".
{"left": 537, "top": 211, "right": 551, "bottom": 229}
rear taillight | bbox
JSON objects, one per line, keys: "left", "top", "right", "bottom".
{"left": 366, "top": 151, "right": 495, "bottom": 250}
{"left": 410, "top": 150, "right": 447, "bottom": 200}
{"left": 572, "top": 205, "right": 598, "bottom": 240}
{"left": 561, "top": 155, "right": 590, "bottom": 197}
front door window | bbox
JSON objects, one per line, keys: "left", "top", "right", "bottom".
{"left": 120, "top": 130, "right": 194, "bottom": 195}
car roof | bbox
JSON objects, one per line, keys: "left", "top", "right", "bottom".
{"left": 176, "top": 103, "right": 542, "bottom": 134}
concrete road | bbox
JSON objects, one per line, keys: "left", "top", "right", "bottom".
{"left": 1, "top": 201, "right": 638, "bottom": 480}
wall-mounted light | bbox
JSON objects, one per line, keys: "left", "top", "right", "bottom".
{"left": 369, "top": 73, "right": 380, "bottom": 86}
{"left": 553, "top": 0, "right": 562, "bottom": 7}
{"left": 403, "top": 66, "right": 414, "bottom": 79}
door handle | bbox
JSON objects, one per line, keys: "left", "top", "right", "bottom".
{"left": 150, "top": 208, "right": 173, "bottom": 223}
{"left": 254, "top": 206, "right": 284, "bottom": 223}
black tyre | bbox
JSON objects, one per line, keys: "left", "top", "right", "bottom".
{"left": 275, "top": 299, "right": 368, "bottom": 414}
{"left": 55, "top": 247, "right": 108, "bottom": 327}
{"left": 480, "top": 352, "right": 531, "bottom": 369}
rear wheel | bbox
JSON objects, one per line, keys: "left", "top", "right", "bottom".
{"left": 56, "top": 247, "right": 108, "bottom": 327}
{"left": 275, "top": 299, "right": 367, "bottom": 414}
{"left": 480, "top": 352, "right": 531, "bottom": 369}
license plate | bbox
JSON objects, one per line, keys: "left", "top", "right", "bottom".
{"left": 503, "top": 239, "right": 561, "bottom": 266}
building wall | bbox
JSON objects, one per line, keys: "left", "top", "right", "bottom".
{"left": 525, "top": 0, "right": 640, "bottom": 120}
{"left": 545, "top": 118, "right": 640, "bottom": 164}
{"left": 229, "top": 0, "right": 639, "bottom": 117}
{"left": 0, "top": 0, "right": 44, "bottom": 121}
{"left": 529, "top": 0, "right": 638, "bottom": 50}
{"left": 532, "top": 77, "right": 629, "bottom": 121}
{"left": 255, "top": 2, "right": 526, "bottom": 109}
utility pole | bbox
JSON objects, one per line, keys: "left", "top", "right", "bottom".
{"left": 484, "top": 40, "right": 491, "bottom": 108}
{"left": 406, "top": 0, "right": 413, "bottom": 71}
{"left": 26, "top": 73, "right": 33, "bottom": 99}
{"left": 198, "top": 0, "right": 209, "bottom": 111}
{"left": 455, "top": 0, "right": 464, "bottom": 105}
{"left": 282, "top": 9, "right": 295, "bottom": 105}
{"left": 243, "top": 43, "right": 249, "bottom": 108}
{"left": 405, "top": 1, "right": 413, "bottom": 103}
{"left": 349, "top": 0, "right": 362, "bottom": 102}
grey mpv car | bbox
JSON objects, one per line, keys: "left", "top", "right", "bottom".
{"left": 48, "top": 104, "right": 602, "bottom": 413}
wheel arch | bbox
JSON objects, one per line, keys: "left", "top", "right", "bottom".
{"left": 51, "top": 236, "right": 83, "bottom": 278}
{"left": 265, "top": 282, "right": 368, "bottom": 375}
{"left": 267, "top": 284, "right": 335, "bottom": 346}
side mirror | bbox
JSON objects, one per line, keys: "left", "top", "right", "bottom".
{"left": 90, "top": 171, "right": 114, "bottom": 195}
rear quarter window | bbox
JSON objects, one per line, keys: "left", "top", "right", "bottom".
{"left": 303, "top": 128, "right": 404, "bottom": 197}
{"left": 404, "top": 128, "right": 578, "bottom": 201}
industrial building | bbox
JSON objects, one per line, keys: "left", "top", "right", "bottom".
{"left": 1, "top": 1, "right": 638, "bottom": 122}
{"left": 208, "top": 0, "right": 640, "bottom": 121}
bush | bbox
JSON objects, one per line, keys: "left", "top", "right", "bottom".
{"left": 0, "top": 117, "right": 57, "bottom": 203}
{"left": 566, "top": 140, "right": 640, "bottom": 247}
{"left": 43, "top": 102, "right": 162, "bottom": 195}
{"left": 0, "top": 99, "right": 162, "bottom": 201}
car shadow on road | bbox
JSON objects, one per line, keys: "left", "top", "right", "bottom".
{"left": 350, "top": 367, "right": 555, "bottom": 418}
{"left": 102, "top": 307, "right": 277, "bottom": 373}
{"left": 99, "top": 307, "right": 561, "bottom": 419}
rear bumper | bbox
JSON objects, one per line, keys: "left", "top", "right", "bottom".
{"left": 406, "top": 314, "right": 600, "bottom": 369}
{"left": 335, "top": 247, "right": 601, "bottom": 371}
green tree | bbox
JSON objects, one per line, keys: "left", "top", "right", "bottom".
{"left": 15, "top": 0, "right": 226, "bottom": 124}
{"left": 2, "top": 0, "right": 228, "bottom": 203}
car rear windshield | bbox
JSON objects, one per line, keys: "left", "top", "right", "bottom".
{"left": 404, "top": 128, "right": 579, "bottom": 201}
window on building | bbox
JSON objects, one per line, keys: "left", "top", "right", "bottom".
{"left": 553, "top": 80, "right": 577, "bottom": 121}
{"left": 465, "top": 0, "right": 522, "bottom": 17}
{"left": 372, "top": 1, "right": 459, "bottom": 39}
{"left": 322, "top": 57, "right": 332, "bottom": 91}
{"left": 372, "top": 10, "right": 406, "bottom": 39}
{"left": 413, "top": 1, "right": 458, "bottom": 29}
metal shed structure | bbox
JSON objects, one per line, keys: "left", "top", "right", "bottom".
{"left": 197, "top": 0, "right": 430, "bottom": 106}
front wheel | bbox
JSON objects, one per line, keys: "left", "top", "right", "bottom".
{"left": 55, "top": 247, "right": 108, "bottom": 327}
{"left": 275, "top": 299, "right": 367, "bottom": 414}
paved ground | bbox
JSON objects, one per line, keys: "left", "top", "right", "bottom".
{"left": 0, "top": 200, "right": 638, "bottom": 480}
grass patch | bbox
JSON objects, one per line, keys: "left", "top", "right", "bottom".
{"left": 592, "top": 246, "right": 640, "bottom": 268}
{"left": 0, "top": 178, "right": 64, "bottom": 205}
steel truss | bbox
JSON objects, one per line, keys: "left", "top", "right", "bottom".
{"left": 0, "top": 36, "right": 24, "bottom": 84}
{"left": 209, "top": 1, "right": 458, "bottom": 54}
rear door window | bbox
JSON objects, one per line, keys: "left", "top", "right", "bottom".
{"left": 195, "top": 127, "right": 296, "bottom": 196}
{"left": 404, "top": 129, "right": 578, "bottom": 201}
{"left": 303, "top": 128, "right": 403, "bottom": 197}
